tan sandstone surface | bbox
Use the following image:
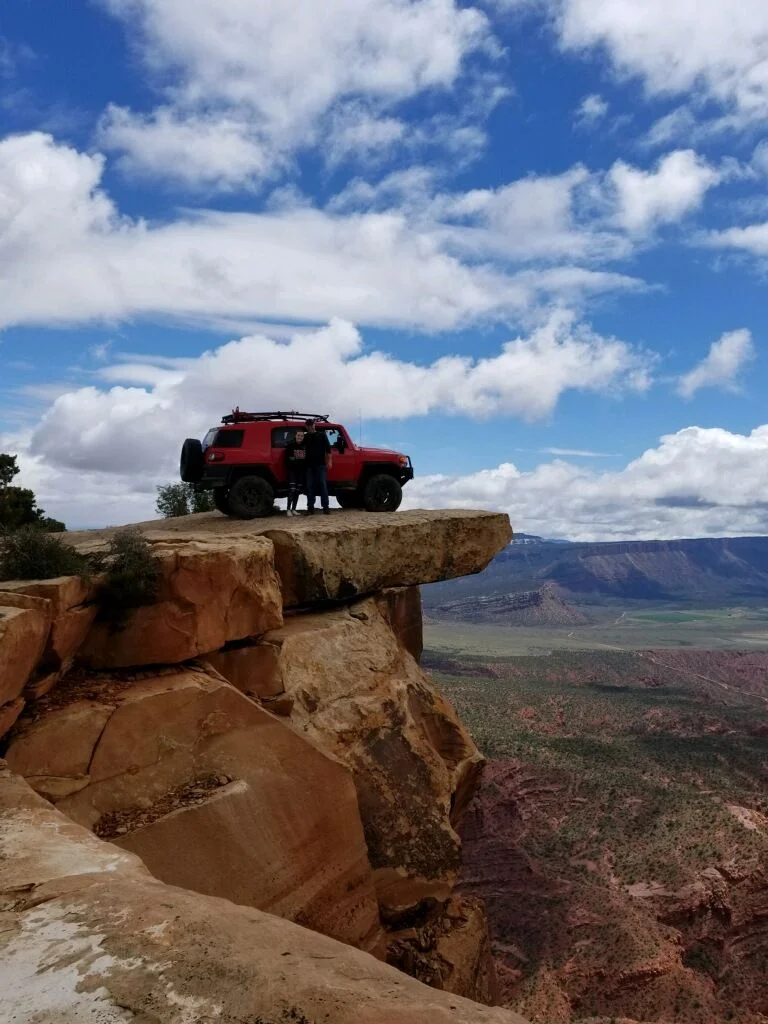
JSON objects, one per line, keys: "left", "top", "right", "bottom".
{"left": 244, "top": 598, "right": 484, "bottom": 914}
{"left": 0, "top": 763, "right": 530, "bottom": 1024}
{"left": 0, "top": 507, "right": 514, "bottom": 1013}
{"left": 81, "top": 535, "right": 284, "bottom": 668}
{"left": 5, "top": 664, "right": 383, "bottom": 954}
{"left": 67, "top": 507, "right": 512, "bottom": 606}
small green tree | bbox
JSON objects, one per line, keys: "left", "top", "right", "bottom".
{"left": 190, "top": 488, "right": 216, "bottom": 513}
{"left": 0, "top": 453, "right": 18, "bottom": 489}
{"left": 0, "top": 452, "right": 65, "bottom": 532}
{"left": 0, "top": 526, "right": 89, "bottom": 582}
{"left": 156, "top": 482, "right": 215, "bottom": 517}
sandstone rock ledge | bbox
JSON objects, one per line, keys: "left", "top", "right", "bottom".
{"left": 68, "top": 507, "right": 513, "bottom": 606}
{"left": 0, "top": 506, "right": 514, "bottom": 1012}
{"left": 0, "top": 763, "right": 530, "bottom": 1024}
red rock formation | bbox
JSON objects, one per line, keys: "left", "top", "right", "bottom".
{"left": 5, "top": 664, "right": 383, "bottom": 954}
{"left": 0, "top": 509, "right": 512, "bottom": 1009}
{"left": 0, "top": 761, "right": 530, "bottom": 1024}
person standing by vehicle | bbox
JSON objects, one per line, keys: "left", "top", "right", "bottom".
{"left": 304, "top": 419, "right": 332, "bottom": 515}
{"left": 284, "top": 428, "right": 308, "bottom": 516}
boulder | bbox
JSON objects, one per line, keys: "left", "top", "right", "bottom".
{"left": 6, "top": 666, "right": 382, "bottom": 954}
{"left": 388, "top": 895, "right": 499, "bottom": 1006}
{"left": 67, "top": 508, "right": 513, "bottom": 606}
{"left": 112, "top": 776, "right": 382, "bottom": 953}
{"left": 0, "top": 602, "right": 50, "bottom": 706}
{"left": 434, "top": 896, "right": 499, "bottom": 1005}
{"left": 79, "top": 536, "right": 283, "bottom": 668}
{"left": 0, "top": 576, "right": 96, "bottom": 679}
{"left": 257, "top": 599, "right": 484, "bottom": 915}
{"left": 203, "top": 640, "right": 284, "bottom": 698}
{"left": 5, "top": 699, "right": 112, "bottom": 781}
{"left": 0, "top": 763, "right": 530, "bottom": 1024}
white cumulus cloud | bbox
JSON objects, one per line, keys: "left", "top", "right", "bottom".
{"left": 555, "top": 0, "right": 768, "bottom": 128}
{"left": 575, "top": 93, "right": 608, "bottom": 126}
{"left": 705, "top": 222, "right": 768, "bottom": 258}
{"left": 25, "top": 313, "right": 652, "bottom": 474}
{"left": 0, "top": 312, "right": 658, "bottom": 527}
{"left": 0, "top": 131, "right": 658, "bottom": 333}
{"left": 407, "top": 425, "right": 768, "bottom": 541}
{"left": 608, "top": 150, "right": 721, "bottom": 235}
{"left": 677, "top": 329, "right": 755, "bottom": 398}
{"left": 97, "top": 0, "right": 494, "bottom": 187}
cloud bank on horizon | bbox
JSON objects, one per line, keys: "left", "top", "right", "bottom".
{"left": 1, "top": 0, "right": 767, "bottom": 539}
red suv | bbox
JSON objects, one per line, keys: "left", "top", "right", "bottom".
{"left": 180, "top": 410, "right": 414, "bottom": 518}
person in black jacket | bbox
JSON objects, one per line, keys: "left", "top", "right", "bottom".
{"left": 303, "top": 420, "right": 332, "bottom": 515}
{"left": 284, "top": 428, "right": 307, "bottom": 516}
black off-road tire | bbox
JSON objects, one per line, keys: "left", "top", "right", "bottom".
{"left": 180, "top": 438, "right": 204, "bottom": 483}
{"left": 228, "top": 476, "right": 275, "bottom": 519}
{"left": 362, "top": 474, "right": 402, "bottom": 512}
{"left": 212, "top": 489, "right": 231, "bottom": 515}
{"left": 336, "top": 491, "right": 363, "bottom": 509}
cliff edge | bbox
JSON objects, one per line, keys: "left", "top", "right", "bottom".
{"left": 0, "top": 508, "right": 520, "bottom": 1020}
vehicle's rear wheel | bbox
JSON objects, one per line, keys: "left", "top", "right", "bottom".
{"left": 228, "top": 476, "right": 275, "bottom": 519}
{"left": 362, "top": 474, "right": 402, "bottom": 512}
{"left": 336, "top": 491, "right": 362, "bottom": 509}
{"left": 212, "top": 489, "right": 231, "bottom": 515}
{"left": 180, "top": 438, "right": 204, "bottom": 483}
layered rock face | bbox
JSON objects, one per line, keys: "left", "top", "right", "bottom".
{"left": 0, "top": 760, "right": 524, "bottom": 1024}
{"left": 0, "top": 508, "right": 514, "bottom": 1018}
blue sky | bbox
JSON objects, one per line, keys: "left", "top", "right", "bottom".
{"left": 1, "top": 0, "right": 768, "bottom": 537}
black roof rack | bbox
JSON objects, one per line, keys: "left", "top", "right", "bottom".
{"left": 221, "top": 409, "right": 330, "bottom": 425}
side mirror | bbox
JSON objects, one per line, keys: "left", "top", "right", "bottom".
{"left": 336, "top": 437, "right": 347, "bottom": 453}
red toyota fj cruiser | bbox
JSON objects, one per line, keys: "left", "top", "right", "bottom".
{"left": 180, "top": 410, "right": 414, "bottom": 519}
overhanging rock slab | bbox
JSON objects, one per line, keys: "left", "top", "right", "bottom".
{"left": 68, "top": 508, "right": 512, "bottom": 607}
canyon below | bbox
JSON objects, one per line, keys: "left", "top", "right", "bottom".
{"left": 423, "top": 533, "right": 768, "bottom": 1024}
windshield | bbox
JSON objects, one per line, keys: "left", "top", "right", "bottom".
{"left": 202, "top": 428, "right": 217, "bottom": 449}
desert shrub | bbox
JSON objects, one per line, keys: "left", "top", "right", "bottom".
{"left": 0, "top": 525, "right": 90, "bottom": 581}
{"left": 95, "top": 528, "right": 161, "bottom": 628}
{"left": 156, "top": 482, "right": 215, "bottom": 517}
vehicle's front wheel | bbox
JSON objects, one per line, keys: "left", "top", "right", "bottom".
{"left": 362, "top": 474, "right": 402, "bottom": 512}
{"left": 212, "top": 489, "right": 231, "bottom": 515}
{"left": 336, "top": 491, "right": 362, "bottom": 509}
{"left": 228, "top": 476, "right": 275, "bottom": 519}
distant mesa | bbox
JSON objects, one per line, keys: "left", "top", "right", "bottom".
{"left": 429, "top": 583, "right": 589, "bottom": 627}
{"left": 426, "top": 535, "right": 768, "bottom": 606}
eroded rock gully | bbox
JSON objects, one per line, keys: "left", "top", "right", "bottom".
{"left": 0, "top": 508, "right": 523, "bottom": 1022}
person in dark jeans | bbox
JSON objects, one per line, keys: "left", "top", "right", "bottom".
{"left": 284, "top": 428, "right": 307, "bottom": 516}
{"left": 303, "top": 420, "right": 332, "bottom": 515}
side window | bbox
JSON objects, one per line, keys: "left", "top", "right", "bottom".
{"left": 213, "top": 429, "right": 244, "bottom": 448}
{"left": 325, "top": 428, "right": 347, "bottom": 452}
{"left": 271, "top": 427, "right": 295, "bottom": 449}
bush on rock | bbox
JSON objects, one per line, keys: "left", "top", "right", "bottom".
{"left": 0, "top": 526, "right": 90, "bottom": 582}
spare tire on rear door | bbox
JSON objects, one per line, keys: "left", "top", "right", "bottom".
{"left": 180, "top": 438, "right": 204, "bottom": 483}
{"left": 228, "top": 475, "right": 275, "bottom": 519}
{"left": 362, "top": 473, "right": 402, "bottom": 512}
